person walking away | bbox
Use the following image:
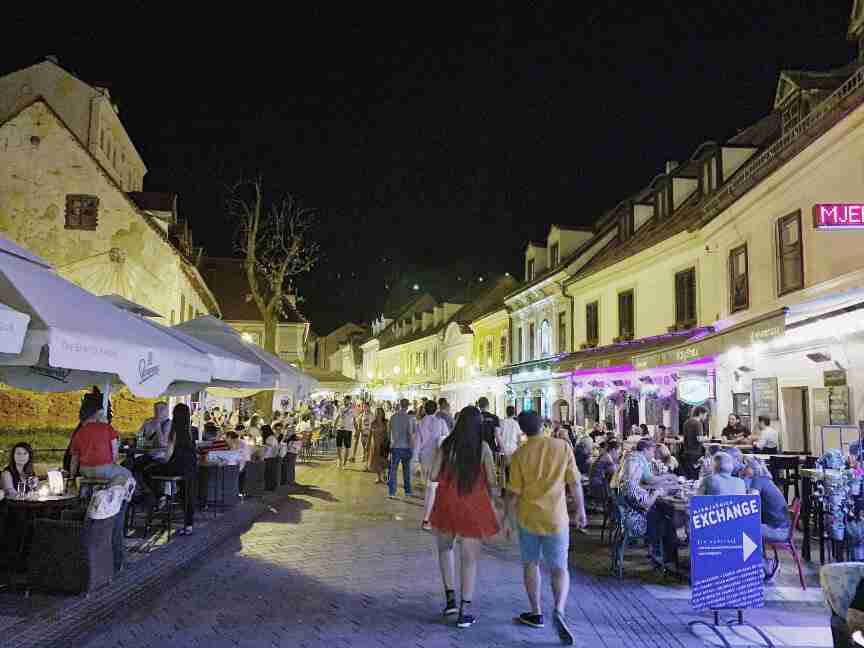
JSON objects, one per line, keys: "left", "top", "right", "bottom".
{"left": 335, "top": 396, "right": 356, "bottom": 469}
{"left": 752, "top": 416, "right": 779, "bottom": 454}
{"left": 146, "top": 403, "right": 199, "bottom": 535}
{"left": 437, "top": 398, "right": 455, "bottom": 433}
{"left": 355, "top": 402, "right": 374, "bottom": 465}
{"left": 368, "top": 407, "right": 389, "bottom": 483}
{"left": 69, "top": 392, "right": 134, "bottom": 573}
{"left": 682, "top": 406, "right": 708, "bottom": 479}
{"left": 388, "top": 399, "right": 415, "bottom": 498}
{"left": 499, "top": 406, "right": 522, "bottom": 491}
{"left": 283, "top": 429, "right": 303, "bottom": 485}
{"left": 506, "top": 410, "right": 586, "bottom": 645}
{"left": 428, "top": 405, "right": 499, "bottom": 628}
{"left": 416, "top": 400, "right": 449, "bottom": 530}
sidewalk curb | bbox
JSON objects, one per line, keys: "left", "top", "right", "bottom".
{"left": 5, "top": 484, "right": 310, "bottom": 648}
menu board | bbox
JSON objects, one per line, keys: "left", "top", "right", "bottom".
{"left": 830, "top": 386, "right": 851, "bottom": 425}
{"left": 752, "top": 378, "right": 778, "bottom": 419}
{"left": 645, "top": 397, "right": 662, "bottom": 426}
{"left": 813, "top": 388, "right": 830, "bottom": 428}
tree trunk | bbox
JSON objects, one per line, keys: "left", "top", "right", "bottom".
{"left": 255, "top": 315, "right": 279, "bottom": 420}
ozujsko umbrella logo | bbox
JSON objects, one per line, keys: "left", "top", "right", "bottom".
{"left": 138, "top": 351, "right": 160, "bottom": 384}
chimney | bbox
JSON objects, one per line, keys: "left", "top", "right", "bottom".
{"left": 665, "top": 160, "right": 679, "bottom": 174}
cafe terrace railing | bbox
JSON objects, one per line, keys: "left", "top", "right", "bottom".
{"left": 700, "top": 63, "right": 864, "bottom": 224}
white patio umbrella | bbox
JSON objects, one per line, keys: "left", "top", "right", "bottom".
{"left": 174, "top": 316, "right": 318, "bottom": 397}
{"left": 0, "top": 235, "right": 214, "bottom": 397}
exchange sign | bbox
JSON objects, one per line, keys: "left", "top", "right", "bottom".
{"left": 813, "top": 204, "right": 864, "bottom": 230}
{"left": 689, "top": 495, "right": 765, "bottom": 611}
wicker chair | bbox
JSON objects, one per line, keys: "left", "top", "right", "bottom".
{"left": 27, "top": 514, "right": 114, "bottom": 594}
{"left": 264, "top": 457, "right": 281, "bottom": 491}
{"left": 243, "top": 460, "right": 266, "bottom": 498}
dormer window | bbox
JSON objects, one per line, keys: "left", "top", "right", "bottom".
{"left": 618, "top": 209, "right": 634, "bottom": 242}
{"left": 550, "top": 243, "right": 559, "bottom": 268}
{"left": 700, "top": 153, "right": 721, "bottom": 196}
{"left": 655, "top": 183, "right": 672, "bottom": 220}
{"left": 527, "top": 258, "right": 535, "bottom": 281}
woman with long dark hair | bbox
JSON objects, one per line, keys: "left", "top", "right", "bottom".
{"left": 146, "top": 403, "right": 198, "bottom": 535}
{"left": 1, "top": 442, "right": 34, "bottom": 494}
{"left": 368, "top": 407, "right": 389, "bottom": 483}
{"left": 428, "top": 405, "right": 499, "bottom": 629}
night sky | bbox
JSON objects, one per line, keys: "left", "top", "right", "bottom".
{"left": 4, "top": 4, "right": 857, "bottom": 334}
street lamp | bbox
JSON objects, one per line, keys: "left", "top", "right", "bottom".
{"left": 413, "top": 284, "right": 419, "bottom": 291}
{"left": 393, "top": 366, "right": 401, "bottom": 375}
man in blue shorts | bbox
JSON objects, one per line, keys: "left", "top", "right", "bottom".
{"left": 506, "top": 410, "right": 586, "bottom": 645}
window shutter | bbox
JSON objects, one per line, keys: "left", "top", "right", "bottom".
{"left": 675, "top": 273, "right": 685, "bottom": 324}
{"left": 686, "top": 269, "right": 696, "bottom": 323}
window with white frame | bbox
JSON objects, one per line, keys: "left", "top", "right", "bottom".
{"left": 540, "top": 320, "right": 551, "bottom": 357}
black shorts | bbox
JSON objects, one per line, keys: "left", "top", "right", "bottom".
{"left": 336, "top": 429, "right": 353, "bottom": 449}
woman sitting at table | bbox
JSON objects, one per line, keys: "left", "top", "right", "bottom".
{"left": 741, "top": 455, "right": 790, "bottom": 579}
{"left": 589, "top": 440, "right": 619, "bottom": 499}
{"left": 1, "top": 442, "right": 34, "bottom": 495}
{"left": 721, "top": 414, "right": 748, "bottom": 442}
{"left": 620, "top": 456, "right": 675, "bottom": 567}
{"left": 145, "top": 403, "right": 198, "bottom": 535}
{"left": 698, "top": 452, "right": 747, "bottom": 495}
{"left": 653, "top": 444, "right": 678, "bottom": 476}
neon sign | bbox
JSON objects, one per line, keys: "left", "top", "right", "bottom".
{"left": 813, "top": 204, "right": 864, "bottom": 229}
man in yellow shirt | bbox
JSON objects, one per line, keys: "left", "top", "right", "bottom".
{"left": 506, "top": 410, "right": 585, "bottom": 645}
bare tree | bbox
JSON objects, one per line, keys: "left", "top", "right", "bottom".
{"left": 229, "top": 179, "right": 319, "bottom": 354}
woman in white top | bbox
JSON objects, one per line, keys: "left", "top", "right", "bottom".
{"left": 261, "top": 425, "right": 279, "bottom": 459}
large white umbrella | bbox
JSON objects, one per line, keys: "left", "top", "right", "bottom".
{"left": 0, "top": 236, "right": 214, "bottom": 397}
{"left": 174, "top": 316, "right": 318, "bottom": 397}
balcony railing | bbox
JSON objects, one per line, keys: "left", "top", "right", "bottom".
{"left": 702, "top": 63, "right": 864, "bottom": 219}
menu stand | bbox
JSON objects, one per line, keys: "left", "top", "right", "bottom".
{"left": 689, "top": 610, "right": 775, "bottom": 648}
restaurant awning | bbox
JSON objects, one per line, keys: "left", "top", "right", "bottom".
{"left": 551, "top": 327, "right": 711, "bottom": 374}
{"left": 632, "top": 308, "right": 787, "bottom": 370}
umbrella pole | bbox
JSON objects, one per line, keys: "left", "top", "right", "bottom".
{"left": 102, "top": 381, "right": 111, "bottom": 412}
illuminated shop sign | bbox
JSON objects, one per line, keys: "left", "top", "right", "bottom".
{"left": 813, "top": 204, "right": 864, "bottom": 230}
{"left": 678, "top": 377, "right": 711, "bottom": 405}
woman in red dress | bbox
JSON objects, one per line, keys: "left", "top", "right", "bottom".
{"left": 428, "top": 405, "right": 499, "bottom": 629}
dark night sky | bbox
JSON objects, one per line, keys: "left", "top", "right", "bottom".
{"left": 4, "top": 3, "right": 857, "bottom": 334}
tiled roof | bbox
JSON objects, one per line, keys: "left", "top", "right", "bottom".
{"left": 199, "top": 257, "right": 307, "bottom": 324}
{"left": 379, "top": 275, "right": 518, "bottom": 350}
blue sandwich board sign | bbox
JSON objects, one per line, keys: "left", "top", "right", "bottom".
{"left": 689, "top": 495, "right": 765, "bottom": 610}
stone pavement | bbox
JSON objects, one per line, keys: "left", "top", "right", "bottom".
{"left": 71, "top": 459, "right": 736, "bottom": 648}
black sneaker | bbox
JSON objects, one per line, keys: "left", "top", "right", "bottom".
{"left": 456, "top": 613, "right": 477, "bottom": 628}
{"left": 517, "top": 612, "right": 545, "bottom": 628}
{"left": 443, "top": 601, "right": 458, "bottom": 617}
{"left": 553, "top": 611, "right": 575, "bottom": 645}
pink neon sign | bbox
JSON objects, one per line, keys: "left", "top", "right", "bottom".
{"left": 813, "top": 204, "right": 864, "bottom": 229}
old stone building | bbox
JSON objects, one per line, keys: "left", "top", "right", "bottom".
{"left": 0, "top": 57, "right": 219, "bottom": 321}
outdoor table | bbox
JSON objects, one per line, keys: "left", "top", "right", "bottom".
{"left": 4, "top": 492, "right": 80, "bottom": 566}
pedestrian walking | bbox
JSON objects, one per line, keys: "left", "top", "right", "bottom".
{"left": 415, "top": 400, "right": 449, "bottom": 531}
{"left": 428, "top": 405, "right": 499, "bottom": 629}
{"left": 388, "top": 399, "right": 415, "bottom": 497}
{"left": 368, "top": 406, "right": 389, "bottom": 483}
{"left": 436, "top": 398, "right": 455, "bottom": 433}
{"left": 335, "top": 396, "right": 356, "bottom": 469}
{"left": 505, "top": 410, "right": 586, "bottom": 645}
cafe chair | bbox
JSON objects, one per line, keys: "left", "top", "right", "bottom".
{"left": 264, "top": 457, "right": 281, "bottom": 491}
{"left": 769, "top": 456, "right": 801, "bottom": 503}
{"left": 242, "top": 460, "right": 266, "bottom": 498}
{"left": 27, "top": 512, "right": 114, "bottom": 594}
{"left": 764, "top": 498, "right": 806, "bottom": 590}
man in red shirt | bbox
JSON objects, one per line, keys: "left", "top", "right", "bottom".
{"left": 69, "top": 392, "right": 133, "bottom": 573}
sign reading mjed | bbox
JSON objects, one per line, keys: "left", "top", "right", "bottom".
{"left": 813, "top": 203, "right": 864, "bottom": 229}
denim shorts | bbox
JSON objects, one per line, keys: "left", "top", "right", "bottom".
{"left": 518, "top": 525, "right": 569, "bottom": 570}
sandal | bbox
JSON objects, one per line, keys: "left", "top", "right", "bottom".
{"left": 421, "top": 520, "right": 432, "bottom": 532}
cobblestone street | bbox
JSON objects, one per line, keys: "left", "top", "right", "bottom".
{"left": 75, "top": 459, "right": 828, "bottom": 648}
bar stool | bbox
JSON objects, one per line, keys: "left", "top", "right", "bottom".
{"left": 147, "top": 476, "right": 185, "bottom": 542}
{"left": 78, "top": 478, "right": 110, "bottom": 505}
{"left": 769, "top": 456, "right": 801, "bottom": 503}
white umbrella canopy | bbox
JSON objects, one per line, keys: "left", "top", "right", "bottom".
{"left": 174, "top": 316, "right": 318, "bottom": 396}
{"left": 0, "top": 236, "right": 214, "bottom": 397}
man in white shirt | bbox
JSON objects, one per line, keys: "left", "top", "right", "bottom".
{"left": 753, "top": 416, "right": 779, "bottom": 453}
{"left": 335, "top": 396, "right": 357, "bottom": 469}
{"left": 139, "top": 402, "right": 171, "bottom": 449}
{"left": 416, "top": 400, "right": 449, "bottom": 530}
{"left": 499, "top": 406, "right": 522, "bottom": 490}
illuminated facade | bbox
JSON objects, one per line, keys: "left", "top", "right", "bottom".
{"left": 0, "top": 58, "right": 219, "bottom": 322}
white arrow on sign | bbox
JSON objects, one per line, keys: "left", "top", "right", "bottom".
{"left": 743, "top": 532, "right": 758, "bottom": 562}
